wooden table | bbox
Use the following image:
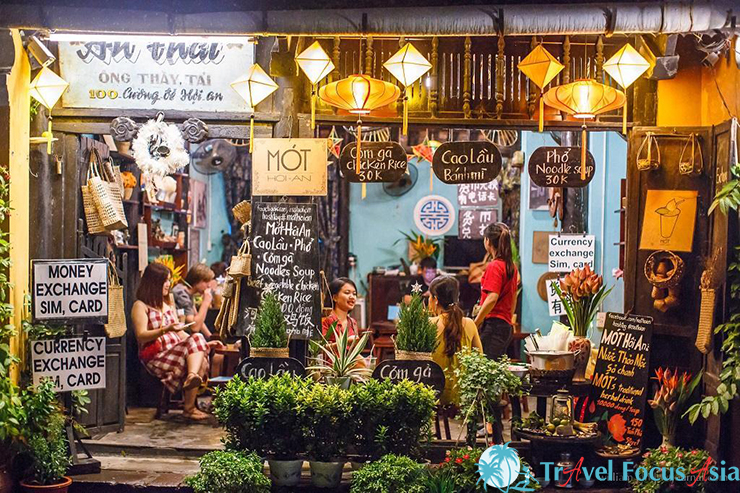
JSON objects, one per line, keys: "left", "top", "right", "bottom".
{"left": 213, "top": 345, "right": 242, "bottom": 377}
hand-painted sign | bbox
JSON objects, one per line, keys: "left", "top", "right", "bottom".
{"left": 457, "top": 181, "right": 499, "bottom": 208}
{"left": 528, "top": 146, "right": 596, "bottom": 187}
{"left": 32, "top": 259, "right": 108, "bottom": 324}
{"left": 433, "top": 141, "right": 502, "bottom": 184}
{"left": 372, "top": 359, "right": 445, "bottom": 396}
{"left": 339, "top": 142, "right": 407, "bottom": 182}
{"left": 252, "top": 139, "right": 328, "bottom": 196}
{"left": 546, "top": 279, "right": 565, "bottom": 317}
{"left": 414, "top": 195, "right": 455, "bottom": 237}
{"left": 590, "top": 312, "right": 653, "bottom": 447}
{"left": 58, "top": 37, "right": 254, "bottom": 112}
{"left": 236, "top": 357, "right": 305, "bottom": 380}
{"left": 458, "top": 209, "right": 499, "bottom": 240}
{"left": 548, "top": 234, "right": 595, "bottom": 272}
{"left": 31, "top": 337, "right": 106, "bottom": 392}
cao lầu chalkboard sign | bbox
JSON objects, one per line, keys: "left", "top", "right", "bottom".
{"left": 528, "top": 146, "right": 596, "bottom": 187}
{"left": 372, "top": 359, "right": 445, "bottom": 396}
{"left": 433, "top": 141, "right": 502, "bottom": 184}
{"left": 339, "top": 141, "right": 408, "bottom": 182}
{"left": 236, "top": 357, "right": 305, "bottom": 380}
{"left": 589, "top": 312, "right": 653, "bottom": 448}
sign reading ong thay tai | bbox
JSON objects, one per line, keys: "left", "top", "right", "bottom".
{"left": 58, "top": 38, "right": 254, "bottom": 112}
{"left": 237, "top": 202, "right": 321, "bottom": 340}
{"left": 590, "top": 313, "right": 653, "bottom": 448}
{"left": 32, "top": 259, "right": 108, "bottom": 324}
{"left": 339, "top": 141, "right": 408, "bottom": 182}
{"left": 32, "top": 337, "right": 106, "bottom": 392}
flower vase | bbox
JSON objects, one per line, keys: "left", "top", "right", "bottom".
{"left": 661, "top": 433, "right": 677, "bottom": 448}
{"left": 569, "top": 336, "right": 591, "bottom": 382}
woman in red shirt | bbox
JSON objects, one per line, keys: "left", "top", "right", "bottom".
{"left": 321, "top": 277, "right": 359, "bottom": 340}
{"left": 473, "top": 222, "right": 519, "bottom": 359}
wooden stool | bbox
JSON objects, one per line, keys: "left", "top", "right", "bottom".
{"left": 155, "top": 386, "right": 183, "bottom": 419}
{"left": 434, "top": 404, "right": 457, "bottom": 440}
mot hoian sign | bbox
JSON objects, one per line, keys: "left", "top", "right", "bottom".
{"left": 32, "top": 259, "right": 109, "bottom": 324}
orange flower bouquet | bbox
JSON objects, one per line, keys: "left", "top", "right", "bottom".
{"left": 553, "top": 264, "right": 612, "bottom": 337}
{"left": 648, "top": 367, "right": 702, "bottom": 446}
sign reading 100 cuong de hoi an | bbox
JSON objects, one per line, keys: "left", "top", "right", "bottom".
{"left": 252, "top": 138, "right": 328, "bottom": 196}
{"left": 32, "top": 259, "right": 109, "bottom": 324}
{"left": 339, "top": 142, "right": 408, "bottom": 182}
{"left": 528, "top": 146, "right": 596, "bottom": 187}
{"left": 432, "top": 141, "right": 502, "bottom": 184}
{"left": 58, "top": 36, "right": 254, "bottom": 112}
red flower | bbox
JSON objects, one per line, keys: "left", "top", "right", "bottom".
{"left": 444, "top": 458, "right": 450, "bottom": 463}
{"left": 644, "top": 452, "right": 652, "bottom": 458}
{"left": 463, "top": 454, "right": 470, "bottom": 460}
{"left": 691, "top": 450, "right": 698, "bottom": 456}
{"left": 608, "top": 414, "right": 627, "bottom": 442}
{"left": 455, "top": 458, "right": 463, "bottom": 464}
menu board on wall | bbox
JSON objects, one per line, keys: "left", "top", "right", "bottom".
{"left": 236, "top": 202, "right": 321, "bottom": 339}
{"left": 338, "top": 142, "right": 407, "bottom": 182}
{"left": 432, "top": 141, "right": 502, "bottom": 184}
{"left": 58, "top": 37, "right": 254, "bottom": 112}
{"left": 590, "top": 312, "right": 654, "bottom": 448}
{"left": 528, "top": 146, "right": 596, "bottom": 188}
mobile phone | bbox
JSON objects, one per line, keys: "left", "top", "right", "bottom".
{"left": 180, "top": 322, "right": 196, "bottom": 329}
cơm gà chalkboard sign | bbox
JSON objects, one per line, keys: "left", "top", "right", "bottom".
{"left": 372, "top": 359, "right": 445, "bottom": 396}
{"left": 432, "top": 141, "right": 502, "bottom": 184}
{"left": 236, "top": 357, "right": 305, "bottom": 380}
{"left": 339, "top": 141, "right": 408, "bottom": 182}
{"left": 235, "top": 202, "right": 321, "bottom": 340}
{"left": 589, "top": 312, "right": 653, "bottom": 448}
{"left": 528, "top": 146, "right": 596, "bottom": 187}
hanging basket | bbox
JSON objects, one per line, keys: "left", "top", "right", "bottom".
{"left": 232, "top": 200, "right": 252, "bottom": 224}
{"left": 394, "top": 350, "right": 433, "bottom": 361}
{"left": 250, "top": 347, "right": 290, "bottom": 359}
{"left": 644, "top": 250, "right": 685, "bottom": 289}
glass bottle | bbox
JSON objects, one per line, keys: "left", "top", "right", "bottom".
{"left": 555, "top": 452, "right": 575, "bottom": 489}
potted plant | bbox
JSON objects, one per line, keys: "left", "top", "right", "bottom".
{"left": 434, "top": 447, "right": 541, "bottom": 493}
{"left": 629, "top": 447, "right": 714, "bottom": 493}
{"left": 382, "top": 380, "right": 437, "bottom": 458}
{"left": 18, "top": 380, "right": 72, "bottom": 493}
{"left": 397, "top": 231, "right": 441, "bottom": 266}
{"left": 307, "top": 321, "right": 372, "bottom": 388}
{"left": 0, "top": 324, "right": 24, "bottom": 493}
{"left": 553, "top": 264, "right": 613, "bottom": 381}
{"left": 299, "top": 382, "right": 352, "bottom": 488}
{"left": 648, "top": 368, "right": 702, "bottom": 447}
{"left": 250, "top": 292, "right": 289, "bottom": 358}
{"left": 395, "top": 294, "right": 438, "bottom": 360}
{"left": 185, "top": 450, "right": 271, "bottom": 493}
{"left": 349, "top": 454, "right": 428, "bottom": 493}
{"left": 347, "top": 379, "right": 393, "bottom": 464}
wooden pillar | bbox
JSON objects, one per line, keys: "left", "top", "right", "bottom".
{"left": 528, "top": 37, "right": 538, "bottom": 118}
{"left": 429, "top": 36, "right": 439, "bottom": 118}
{"left": 561, "top": 132, "right": 587, "bottom": 234}
{"left": 463, "top": 36, "right": 472, "bottom": 119}
{"left": 496, "top": 35, "right": 505, "bottom": 119}
{"left": 563, "top": 36, "right": 571, "bottom": 84}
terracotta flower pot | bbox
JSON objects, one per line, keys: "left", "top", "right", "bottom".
{"left": 20, "top": 476, "right": 72, "bottom": 493}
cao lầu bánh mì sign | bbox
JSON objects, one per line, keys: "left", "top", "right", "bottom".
{"left": 252, "top": 138, "right": 328, "bottom": 196}
{"left": 32, "top": 259, "right": 109, "bottom": 324}
{"left": 31, "top": 337, "right": 106, "bottom": 392}
{"left": 432, "top": 141, "right": 502, "bottom": 184}
{"left": 339, "top": 141, "right": 408, "bottom": 182}
{"left": 528, "top": 146, "right": 595, "bottom": 187}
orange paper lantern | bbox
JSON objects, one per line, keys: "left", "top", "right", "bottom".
{"left": 518, "top": 45, "right": 564, "bottom": 132}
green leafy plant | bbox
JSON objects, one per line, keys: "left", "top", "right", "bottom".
{"left": 709, "top": 158, "right": 740, "bottom": 215}
{"left": 685, "top": 246, "right": 740, "bottom": 424}
{"left": 435, "top": 447, "right": 540, "bottom": 493}
{"left": 350, "top": 454, "right": 428, "bottom": 493}
{"left": 299, "top": 381, "right": 352, "bottom": 462}
{"left": 630, "top": 446, "right": 713, "bottom": 493}
{"left": 185, "top": 450, "right": 270, "bottom": 493}
{"left": 384, "top": 379, "right": 436, "bottom": 458}
{"left": 250, "top": 292, "right": 288, "bottom": 348}
{"left": 425, "top": 468, "right": 458, "bottom": 493}
{"left": 307, "top": 321, "right": 372, "bottom": 383}
{"left": 348, "top": 379, "right": 393, "bottom": 460}
{"left": 395, "top": 294, "right": 438, "bottom": 353}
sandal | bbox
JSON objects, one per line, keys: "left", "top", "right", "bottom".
{"left": 182, "top": 408, "right": 209, "bottom": 421}
{"left": 183, "top": 372, "right": 203, "bottom": 391}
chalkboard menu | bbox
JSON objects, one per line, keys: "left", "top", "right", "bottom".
{"left": 590, "top": 312, "right": 654, "bottom": 447}
{"left": 528, "top": 146, "right": 596, "bottom": 187}
{"left": 433, "top": 141, "right": 502, "bottom": 184}
{"left": 236, "top": 202, "right": 321, "bottom": 340}
{"left": 339, "top": 142, "right": 407, "bottom": 182}
{"left": 236, "top": 357, "right": 305, "bottom": 380}
{"left": 372, "top": 359, "right": 445, "bottom": 396}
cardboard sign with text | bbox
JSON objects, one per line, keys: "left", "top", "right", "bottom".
{"left": 32, "top": 337, "right": 106, "bottom": 392}
{"left": 547, "top": 279, "right": 565, "bottom": 317}
{"left": 252, "top": 138, "right": 328, "bottom": 196}
{"left": 548, "top": 234, "right": 595, "bottom": 272}
{"left": 32, "top": 259, "right": 108, "bottom": 324}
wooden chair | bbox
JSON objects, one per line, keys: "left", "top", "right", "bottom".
{"left": 155, "top": 385, "right": 183, "bottom": 419}
{"left": 434, "top": 404, "right": 457, "bottom": 440}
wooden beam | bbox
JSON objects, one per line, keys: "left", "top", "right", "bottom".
{"left": 53, "top": 107, "right": 280, "bottom": 123}
{"left": 52, "top": 120, "right": 274, "bottom": 139}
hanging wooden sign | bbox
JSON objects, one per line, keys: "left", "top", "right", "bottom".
{"left": 236, "top": 357, "right": 305, "bottom": 380}
{"left": 372, "top": 359, "right": 445, "bottom": 396}
{"left": 339, "top": 141, "right": 407, "bottom": 182}
{"left": 528, "top": 146, "right": 596, "bottom": 187}
{"left": 432, "top": 141, "right": 502, "bottom": 184}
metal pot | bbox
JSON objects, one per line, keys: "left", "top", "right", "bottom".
{"left": 527, "top": 350, "right": 577, "bottom": 371}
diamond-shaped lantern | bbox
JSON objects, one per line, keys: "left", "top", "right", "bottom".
{"left": 604, "top": 43, "right": 651, "bottom": 134}
{"left": 518, "top": 45, "right": 564, "bottom": 132}
{"left": 384, "top": 43, "right": 432, "bottom": 135}
{"left": 29, "top": 67, "right": 69, "bottom": 154}
{"left": 296, "top": 41, "right": 335, "bottom": 130}
{"left": 231, "top": 64, "right": 278, "bottom": 152}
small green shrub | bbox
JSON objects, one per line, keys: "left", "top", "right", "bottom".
{"left": 185, "top": 450, "right": 270, "bottom": 493}
{"left": 299, "top": 381, "right": 352, "bottom": 462}
{"left": 395, "top": 294, "right": 438, "bottom": 353}
{"left": 350, "top": 454, "right": 427, "bottom": 493}
{"left": 384, "top": 379, "right": 436, "bottom": 457}
{"left": 250, "top": 292, "right": 288, "bottom": 348}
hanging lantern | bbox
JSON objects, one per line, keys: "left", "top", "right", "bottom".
{"left": 544, "top": 79, "right": 625, "bottom": 179}
{"left": 319, "top": 74, "right": 400, "bottom": 176}
{"left": 29, "top": 67, "right": 69, "bottom": 154}
{"left": 383, "top": 43, "right": 432, "bottom": 135}
{"left": 296, "top": 41, "right": 335, "bottom": 131}
{"left": 518, "top": 44, "right": 564, "bottom": 132}
{"left": 231, "top": 64, "right": 279, "bottom": 152}
{"left": 603, "top": 43, "right": 651, "bottom": 134}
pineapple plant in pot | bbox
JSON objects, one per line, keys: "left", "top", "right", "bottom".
{"left": 250, "top": 292, "right": 289, "bottom": 358}
{"left": 307, "top": 321, "right": 372, "bottom": 389}
{"left": 395, "top": 294, "right": 438, "bottom": 361}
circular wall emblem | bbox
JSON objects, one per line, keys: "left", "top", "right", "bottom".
{"left": 414, "top": 195, "right": 455, "bottom": 237}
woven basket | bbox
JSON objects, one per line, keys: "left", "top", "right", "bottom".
{"left": 696, "top": 287, "right": 716, "bottom": 354}
{"left": 233, "top": 200, "right": 252, "bottom": 224}
{"left": 82, "top": 150, "right": 107, "bottom": 234}
{"left": 395, "top": 350, "right": 433, "bottom": 361}
{"left": 250, "top": 347, "right": 289, "bottom": 358}
{"left": 104, "top": 262, "right": 127, "bottom": 338}
{"left": 644, "top": 250, "right": 685, "bottom": 289}
{"left": 229, "top": 239, "right": 252, "bottom": 278}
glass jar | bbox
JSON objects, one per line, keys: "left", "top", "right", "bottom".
{"left": 555, "top": 452, "right": 575, "bottom": 489}
{"left": 550, "top": 389, "right": 573, "bottom": 426}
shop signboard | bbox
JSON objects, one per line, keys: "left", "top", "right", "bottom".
{"left": 236, "top": 357, "right": 305, "bottom": 380}
{"left": 372, "top": 359, "right": 445, "bottom": 396}
{"left": 528, "top": 146, "right": 596, "bottom": 188}
{"left": 548, "top": 234, "right": 595, "bottom": 272}
{"left": 458, "top": 209, "right": 499, "bottom": 240}
{"left": 57, "top": 37, "right": 254, "bottom": 112}
{"left": 237, "top": 202, "right": 321, "bottom": 339}
{"left": 432, "top": 141, "right": 502, "bottom": 184}
{"left": 339, "top": 142, "right": 407, "bottom": 182}
{"left": 31, "top": 337, "right": 106, "bottom": 392}
{"left": 590, "top": 312, "right": 653, "bottom": 448}
{"left": 32, "top": 259, "right": 108, "bottom": 324}
{"left": 457, "top": 181, "right": 499, "bottom": 208}
{"left": 252, "top": 138, "right": 328, "bottom": 196}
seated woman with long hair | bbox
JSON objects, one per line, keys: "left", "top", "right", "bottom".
{"left": 131, "top": 263, "right": 219, "bottom": 420}
{"left": 429, "top": 276, "right": 483, "bottom": 406}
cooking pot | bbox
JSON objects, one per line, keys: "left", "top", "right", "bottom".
{"left": 528, "top": 350, "right": 578, "bottom": 371}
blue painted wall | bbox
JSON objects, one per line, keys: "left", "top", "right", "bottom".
{"left": 189, "top": 167, "right": 231, "bottom": 266}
